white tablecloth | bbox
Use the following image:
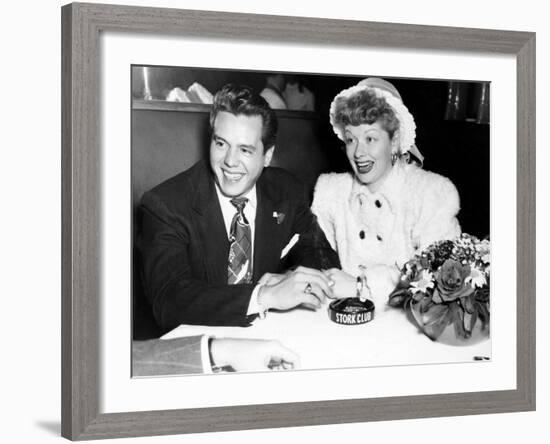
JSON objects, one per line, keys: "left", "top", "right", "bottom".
{"left": 163, "top": 303, "right": 491, "bottom": 371}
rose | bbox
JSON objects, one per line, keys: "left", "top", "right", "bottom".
{"left": 432, "top": 259, "right": 474, "bottom": 303}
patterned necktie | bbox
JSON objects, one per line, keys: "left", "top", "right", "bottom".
{"left": 227, "top": 197, "right": 252, "bottom": 284}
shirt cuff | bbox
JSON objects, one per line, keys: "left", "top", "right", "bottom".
{"left": 200, "top": 334, "right": 214, "bottom": 374}
{"left": 247, "top": 284, "right": 267, "bottom": 319}
{"left": 246, "top": 284, "right": 261, "bottom": 315}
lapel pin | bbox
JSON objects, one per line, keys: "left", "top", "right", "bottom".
{"left": 272, "top": 211, "right": 285, "bottom": 224}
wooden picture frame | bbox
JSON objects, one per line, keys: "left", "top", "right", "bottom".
{"left": 61, "top": 2, "right": 535, "bottom": 440}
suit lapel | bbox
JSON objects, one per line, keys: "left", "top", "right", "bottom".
{"left": 191, "top": 165, "right": 288, "bottom": 284}
{"left": 191, "top": 165, "right": 229, "bottom": 285}
{"left": 253, "top": 174, "right": 286, "bottom": 281}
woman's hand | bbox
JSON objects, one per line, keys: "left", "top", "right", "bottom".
{"left": 323, "top": 268, "right": 357, "bottom": 299}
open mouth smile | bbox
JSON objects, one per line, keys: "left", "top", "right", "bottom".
{"left": 222, "top": 170, "right": 246, "bottom": 182}
{"left": 355, "top": 160, "right": 374, "bottom": 174}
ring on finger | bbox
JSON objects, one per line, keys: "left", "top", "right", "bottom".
{"left": 304, "top": 282, "right": 312, "bottom": 294}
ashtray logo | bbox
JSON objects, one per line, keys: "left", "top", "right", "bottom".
{"left": 335, "top": 311, "right": 372, "bottom": 325}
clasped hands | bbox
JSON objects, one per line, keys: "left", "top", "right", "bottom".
{"left": 257, "top": 267, "right": 355, "bottom": 312}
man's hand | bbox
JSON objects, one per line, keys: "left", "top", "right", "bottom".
{"left": 210, "top": 338, "right": 300, "bottom": 372}
{"left": 258, "top": 266, "right": 334, "bottom": 311}
{"left": 257, "top": 272, "right": 287, "bottom": 287}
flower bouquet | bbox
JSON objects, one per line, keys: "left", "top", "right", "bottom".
{"left": 388, "top": 234, "right": 490, "bottom": 344}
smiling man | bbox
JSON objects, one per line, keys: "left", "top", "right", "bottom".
{"left": 137, "top": 84, "right": 340, "bottom": 333}
{"left": 210, "top": 111, "right": 272, "bottom": 199}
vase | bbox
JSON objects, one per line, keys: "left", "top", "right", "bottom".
{"left": 407, "top": 299, "right": 490, "bottom": 346}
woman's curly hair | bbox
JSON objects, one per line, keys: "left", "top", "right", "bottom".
{"left": 332, "top": 89, "right": 399, "bottom": 139}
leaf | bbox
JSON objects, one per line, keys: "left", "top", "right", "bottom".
{"left": 418, "top": 296, "right": 434, "bottom": 314}
{"left": 412, "top": 291, "right": 426, "bottom": 302}
{"left": 465, "top": 307, "right": 479, "bottom": 334}
{"left": 388, "top": 288, "right": 411, "bottom": 307}
{"left": 422, "top": 306, "right": 454, "bottom": 340}
{"left": 394, "top": 279, "right": 411, "bottom": 291}
{"left": 463, "top": 294, "right": 475, "bottom": 314}
{"left": 451, "top": 303, "right": 470, "bottom": 339}
{"left": 475, "top": 287, "right": 490, "bottom": 303}
{"left": 476, "top": 302, "right": 490, "bottom": 329}
{"left": 432, "top": 289, "right": 443, "bottom": 304}
{"left": 411, "top": 302, "right": 450, "bottom": 340}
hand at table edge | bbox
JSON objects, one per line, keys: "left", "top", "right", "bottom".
{"left": 210, "top": 338, "right": 300, "bottom": 372}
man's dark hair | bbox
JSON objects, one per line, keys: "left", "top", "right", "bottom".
{"left": 210, "top": 84, "right": 278, "bottom": 151}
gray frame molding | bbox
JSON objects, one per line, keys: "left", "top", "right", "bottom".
{"left": 61, "top": 2, "right": 536, "bottom": 440}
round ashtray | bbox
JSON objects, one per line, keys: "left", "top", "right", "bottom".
{"left": 328, "top": 297, "right": 375, "bottom": 325}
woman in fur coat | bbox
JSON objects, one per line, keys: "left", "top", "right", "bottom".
{"left": 312, "top": 78, "right": 461, "bottom": 310}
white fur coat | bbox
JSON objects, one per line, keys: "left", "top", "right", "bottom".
{"left": 311, "top": 162, "right": 461, "bottom": 308}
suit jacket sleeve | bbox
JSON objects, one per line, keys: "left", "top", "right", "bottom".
{"left": 281, "top": 177, "right": 341, "bottom": 271}
{"left": 137, "top": 190, "right": 255, "bottom": 333}
{"left": 132, "top": 336, "right": 207, "bottom": 376}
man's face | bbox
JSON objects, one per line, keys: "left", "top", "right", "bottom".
{"left": 210, "top": 111, "right": 274, "bottom": 197}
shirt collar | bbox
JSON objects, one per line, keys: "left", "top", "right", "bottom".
{"left": 214, "top": 182, "right": 257, "bottom": 211}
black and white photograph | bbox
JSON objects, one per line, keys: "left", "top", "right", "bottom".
{"left": 131, "top": 65, "right": 491, "bottom": 376}
{"left": 4, "top": 0, "right": 543, "bottom": 442}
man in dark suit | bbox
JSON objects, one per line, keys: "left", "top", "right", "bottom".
{"left": 137, "top": 84, "right": 339, "bottom": 334}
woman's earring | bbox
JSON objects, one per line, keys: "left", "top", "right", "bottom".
{"left": 391, "top": 152, "right": 398, "bottom": 166}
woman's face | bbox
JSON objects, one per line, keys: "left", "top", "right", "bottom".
{"left": 344, "top": 121, "right": 396, "bottom": 191}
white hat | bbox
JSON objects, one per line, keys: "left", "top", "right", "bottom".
{"left": 329, "top": 77, "right": 424, "bottom": 165}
